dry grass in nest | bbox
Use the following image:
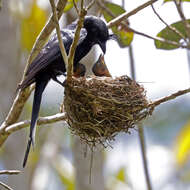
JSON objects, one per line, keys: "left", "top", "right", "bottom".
{"left": 63, "top": 75, "right": 153, "bottom": 147}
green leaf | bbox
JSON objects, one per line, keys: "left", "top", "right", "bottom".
{"left": 164, "top": 0, "right": 190, "bottom": 3}
{"left": 155, "top": 19, "right": 190, "bottom": 50}
{"left": 102, "top": 2, "right": 134, "bottom": 47}
{"left": 64, "top": 0, "right": 78, "bottom": 12}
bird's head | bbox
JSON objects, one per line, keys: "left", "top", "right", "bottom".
{"left": 83, "top": 16, "right": 114, "bottom": 54}
{"left": 73, "top": 63, "right": 86, "bottom": 77}
{"left": 92, "top": 54, "right": 111, "bottom": 77}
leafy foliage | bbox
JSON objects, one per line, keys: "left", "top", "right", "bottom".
{"left": 155, "top": 20, "right": 190, "bottom": 50}
{"left": 102, "top": 2, "right": 133, "bottom": 47}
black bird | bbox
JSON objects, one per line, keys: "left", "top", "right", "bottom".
{"left": 92, "top": 54, "right": 111, "bottom": 77}
{"left": 19, "top": 16, "right": 113, "bottom": 167}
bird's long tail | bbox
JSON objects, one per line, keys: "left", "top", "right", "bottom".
{"left": 23, "top": 80, "right": 48, "bottom": 167}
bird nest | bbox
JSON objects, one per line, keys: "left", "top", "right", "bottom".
{"left": 63, "top": 76, "right": 153, "bottom": 147}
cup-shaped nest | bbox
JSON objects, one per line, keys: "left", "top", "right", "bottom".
{"left": 63, "top": 76, "right": 152, "bottom": 146}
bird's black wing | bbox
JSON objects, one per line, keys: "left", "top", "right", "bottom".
{"left": 23, "top": 31, "right": 73, "bottom": 85}
{"left": 20, "top": 25, "right": 87, "bottom": 89}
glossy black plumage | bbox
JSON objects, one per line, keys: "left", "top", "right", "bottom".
{"left": 19, "top": 16, "right": 112, "bottom": 167}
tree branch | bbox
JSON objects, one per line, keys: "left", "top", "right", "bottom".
{"left": 0, "top": 170, "right": 20, "bottom": 175}
{"left": 149, "top": 88, "right": 190, "bottom": 108}
{"left": 97, "top": 0, "right": 187, "bottom": 49}
{"left": 5, "top": 113, "right": 67, "bottom": 134}
{"left": 0, "top": 181, "right": 13, "bottom": 190}
{"left": 174, "top": 0, "right": 190, "bottom": 43}
{"left": 151, "top": 4, "right": 186, "bottom": 41}
{"left": 49, "top": 0, "right": 68, "bottom": 68}
{"left": 67, "top": 3, "right": 87, "bottom": 81}
{"left": 106, "top": 0, "right": 158, "bottom": 28}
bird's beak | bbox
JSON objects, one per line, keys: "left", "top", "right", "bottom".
{"left": 98, "top": 41, "right": 106, "bottom": 54}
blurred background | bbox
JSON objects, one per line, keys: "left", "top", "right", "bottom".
{"left": 1, "top": 0, "right": 190, "bottom": 189}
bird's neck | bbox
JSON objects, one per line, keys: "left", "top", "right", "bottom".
{"left": 74, "top": 36, "right": 94, "bottom": 66}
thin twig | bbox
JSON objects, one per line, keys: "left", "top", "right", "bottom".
{"left": 0, "top": 170, "right": 20, "bottom": 175}
{"left": 128, "top": 26, "right": 186, "bottom": 48}
{"left": 49, "top": 0, "right": 68, "bottom": 67}
{"left": 0, "top": 181, "right": 13, "bottom": 190}
{"left": 73, "top": 0, "right": 79, "bottom": 15}
{"left": 86, "top": 0, "right": 95, "bottom": 10}
{"left": 107, "top": 0, "right": 158, "bottom": 28}
{"left": 149, "top": 88, "right": 190, "bottom": 108}
{"left": 151, "top": 4, "right": 186, "bottom": 41}
{"left": 97, "top": 0, "right": 187, "bottom": 49}
{"left": 174, "top": 0, "right": 190, "bottom": 42}
{"left": 67, "top": 4, "right": 87, "bottom": 81}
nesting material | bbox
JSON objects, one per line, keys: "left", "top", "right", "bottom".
{"left": 63, "top": 76, "right": 152, "bottom": 146}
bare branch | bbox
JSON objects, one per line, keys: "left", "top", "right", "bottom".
{"left": 0, "top": 170, "right": 20, "bottom": 175}
{"left": 73, "top": 0, "right": 79, "bottom": 15}
{"left": 0, "top": 181, "right": 13, "bottom": 190}
{"left": 174, "top": 0, "right": 190, "bottom": 42}
{"left": 67, "top": 4, "right": 87, "bottom": 81}
{"left": 128, "top": 26, "right": 187, "bottom": 48}
{"left": 49, "top": 0, "right": 68, "bottom": 67}
{"left": 151, "top": 4, "right": 186, "bottom": 41}
{"left": 5, "top": 113, "right": 67, "bottom": 134}
{"left": 86, "top": 0, "right": 95, "bottom": 10}
{"left": 107, "top": 0, "right": 158, "bottom": 28}
{"left": 149, "top": 88, "right": 190, "bottom": 108}
{"left": 97, "top": 0, "right": 187, "bottom": 49}
{"left": 0, "top": 85, "right": 34, "bottom": 131}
